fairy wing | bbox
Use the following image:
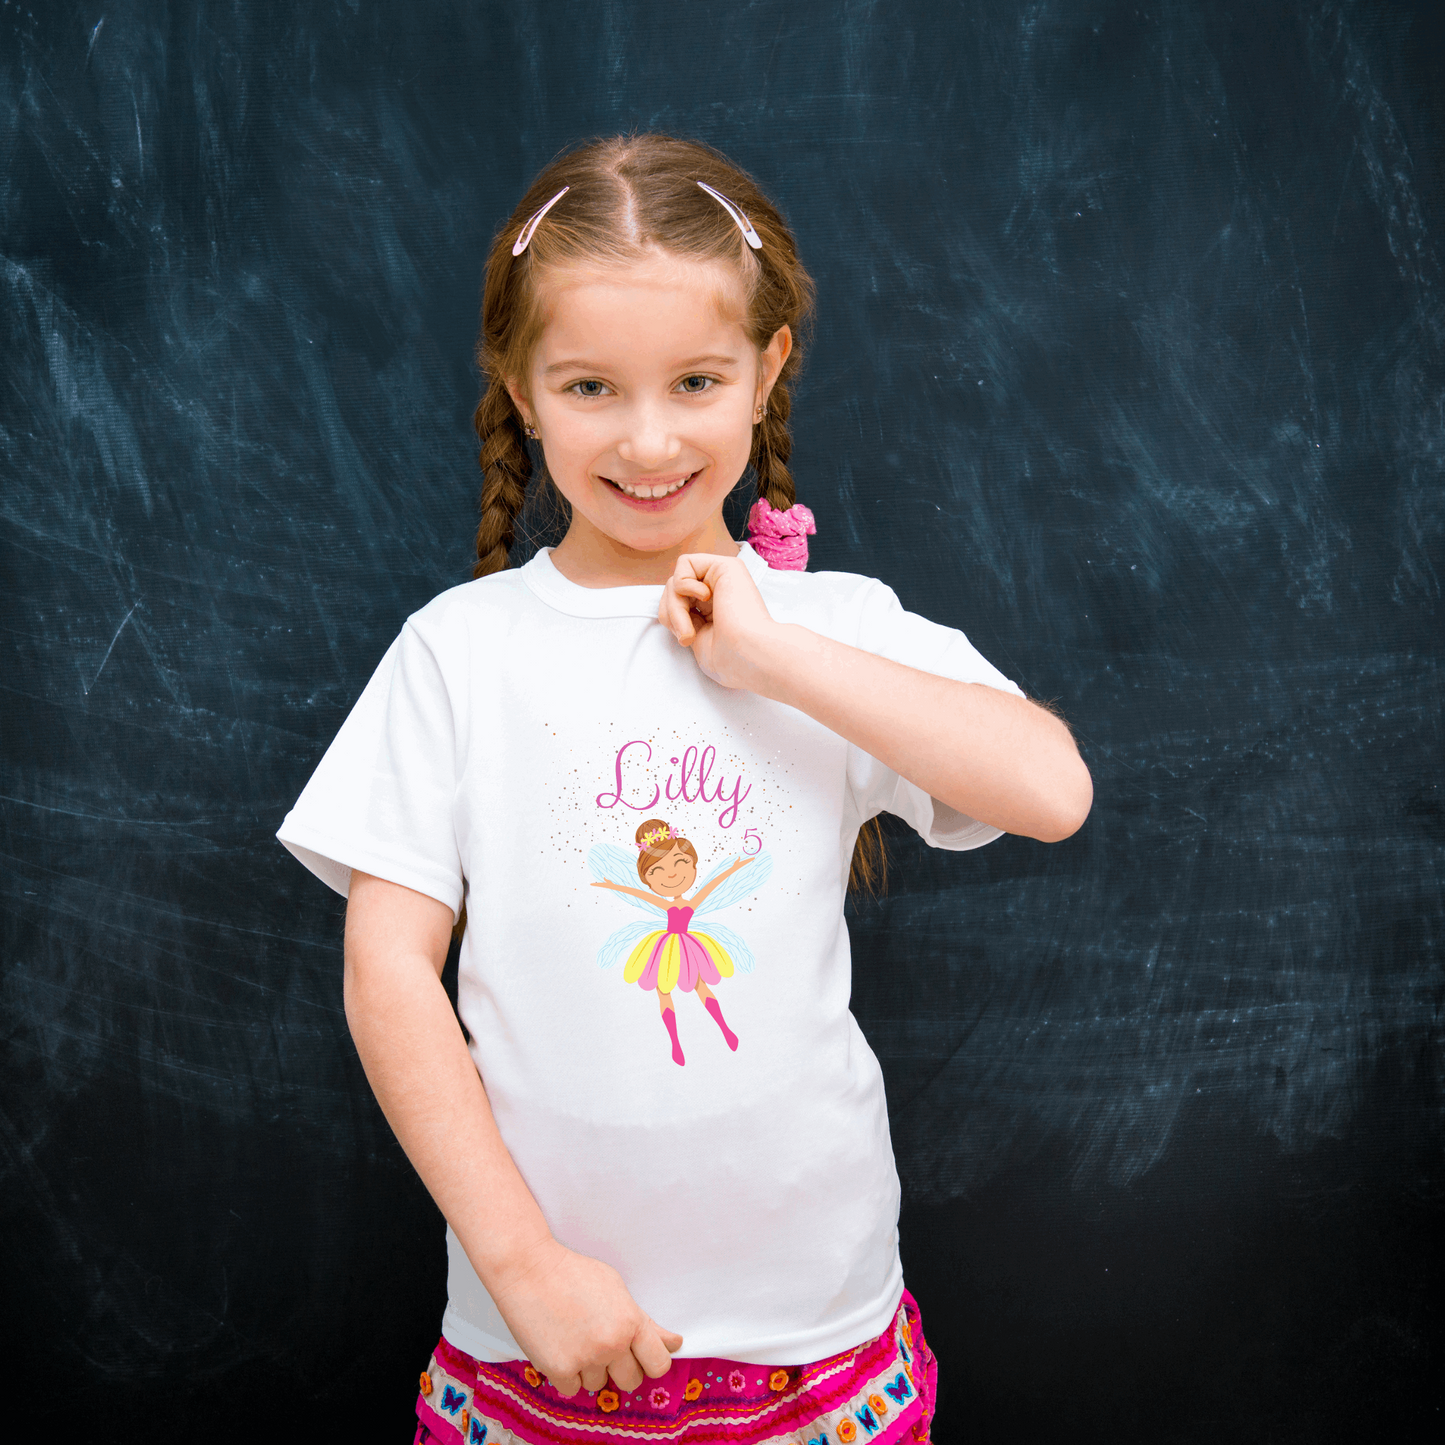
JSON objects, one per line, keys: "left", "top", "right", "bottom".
{"left": 698, "top": 920, "right": 757, "bottom": 976}
{"left": 587, "top": 843, "right": 656, "bottom": 915}
{"left": 692, "top": 851, "right": 772, "bottom": 917}
{"left": 596, "top": 919, "right": 658, "bottom": 970}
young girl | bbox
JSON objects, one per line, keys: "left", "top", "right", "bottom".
{"left": 278, "top": 134, "right": 1090, "bottom": 1445}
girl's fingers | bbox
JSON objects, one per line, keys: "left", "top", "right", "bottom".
{"left": 658, "top": 581, "right": 696, "bottom": 645}
{"left": 548, "top": 1371, "right": 582, "bottom": 1398}
{"left": 666, "top": 559, "right": 716, "bottom": 613}
{"left": 669, "top": 576, "right": 712, "bottom": 612}
{"left": 609, "top": 1354, "right": 645, "bottom": 1394}
{"left": 631, "top": 1319, "right": 683, "bottom": 1379}
{"left": 660, "top": 578, "right": 713, "bottom": 647}
{"left": 672, "top": 576, "right": 712, "bottom": 609}
{"left": 580, "top": 1364, "right": 611, "bottom": 1393}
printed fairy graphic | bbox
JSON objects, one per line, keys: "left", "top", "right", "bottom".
{"left": 589, "top": 818, "right": 772, "bottom": 1067}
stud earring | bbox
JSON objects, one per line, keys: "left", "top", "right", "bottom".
{"left": 524, "top": 423, "right": 539, "bottom": 440}
{"left": 754, "top": 405, "right": 764, "bottom": 423}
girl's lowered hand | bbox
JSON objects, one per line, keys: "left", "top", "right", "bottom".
{"left": 658, "top": 552, "right": 782, "bottom": 692}
{"left": 489, "top": 1236, "right": 683, "bottom": 1397}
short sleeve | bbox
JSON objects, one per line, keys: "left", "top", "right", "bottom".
{"left": 846, "top": 581, "right": 1027, "bottom": 851}
{"left": 276, "top": 619, "right": 465, "bottom": 919}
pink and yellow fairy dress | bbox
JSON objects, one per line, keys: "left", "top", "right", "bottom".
{"left": 622, "top": 905, "right": 735, "bottom": 993}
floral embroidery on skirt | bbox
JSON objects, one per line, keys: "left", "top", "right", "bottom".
{"left": 413, "top": 1289, "right": 937, "bottom": 1445}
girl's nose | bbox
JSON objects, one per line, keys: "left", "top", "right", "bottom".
{"left": 615, "top": 404, "right": 682, "bottom": 469}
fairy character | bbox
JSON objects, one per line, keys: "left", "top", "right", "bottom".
{"left": 589, "top": 818, "right": 772, "bottom": 1066}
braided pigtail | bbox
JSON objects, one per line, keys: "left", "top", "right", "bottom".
{"left": 752, "top": 380, "right": 797, "bottom": 510}
{"left": 849, "top": 820, "right": 887, "bottom": 896}
{"left": 473, "top": 376, "right": 532, "bottom": 579}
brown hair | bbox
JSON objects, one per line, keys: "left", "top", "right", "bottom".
{"left": 849, "top": 822, "right": 887, "bottom": 898}
{"left": 470, "top": 132, "right": 814, "bottom": 578}
{"left": 635, "top": 819, "right": 699, "bottom": 886}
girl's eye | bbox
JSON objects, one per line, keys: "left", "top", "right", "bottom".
{"left": 568, "top": 377, "right": 713, "bottom": 398}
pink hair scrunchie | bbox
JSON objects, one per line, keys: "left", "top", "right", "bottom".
{"left": 746, "top": 498, "right": 816, "bottom": 571}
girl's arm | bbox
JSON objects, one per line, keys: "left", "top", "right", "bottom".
{"left": 659, "top": 556, "right": 1092, "bottom": 843}
{"left": 687, "top": 855, "right": 753, "bottom": 910}
{"left": 590, "top": 880, "right": 668, "bottom": 909}
{"left": 344, "top": 872, "right": 683, "bottom": 1393}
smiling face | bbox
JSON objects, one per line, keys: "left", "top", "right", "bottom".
{"left": 642, "top": 845, "right": 699, "bottom": 899}
{"left": 508, "top": 251, "right": 791, "bottom": 583}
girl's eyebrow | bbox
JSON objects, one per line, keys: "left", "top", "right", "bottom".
{"left": 543, "top": 353, "right": 740, "bottom": 377}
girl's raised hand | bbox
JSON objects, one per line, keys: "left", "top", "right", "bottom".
{"left": 658, "top": 552, "right": 781, "bottom": 692}
{"left": 489, "top": 1237, "right": 683, "bottom": 1397}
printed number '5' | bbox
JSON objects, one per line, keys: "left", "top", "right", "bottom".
{"left": 742, "top": 829, "right": 762, "bottom": 855}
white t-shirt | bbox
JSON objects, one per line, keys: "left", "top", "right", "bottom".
{"left": 278, "top": 542, "right": 1023, "bottom": 1365}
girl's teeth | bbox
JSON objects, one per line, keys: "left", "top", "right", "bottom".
{"left": 618, "top": 476, "right": 688, "bottom": 498}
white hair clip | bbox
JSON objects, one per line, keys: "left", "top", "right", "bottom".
{"left": 512, "top": 185, "right": 570, "bottom": 257}
{"left": 697, "top": 180, "right": 763, "bottom": 250}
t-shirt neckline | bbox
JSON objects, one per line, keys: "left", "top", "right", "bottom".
{"left": 519, "top": 542, "right": 772, "bottom": 619}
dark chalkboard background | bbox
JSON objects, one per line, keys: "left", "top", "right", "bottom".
{"left": 3, "top": 2, "right": 1442, "bottom": 1440}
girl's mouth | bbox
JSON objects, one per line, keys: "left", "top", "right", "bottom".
{"left": 604, "top": 470, "right": 701, "bottom": 507}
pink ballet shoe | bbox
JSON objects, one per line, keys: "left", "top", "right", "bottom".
{"left": 704, "top": 996, "right": 739, "bottom": 1051}
{"left": 662, "top": 1006, "right": 685, "bottom": 1066}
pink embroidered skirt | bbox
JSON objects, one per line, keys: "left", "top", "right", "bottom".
{"left": 413, "top": 1289, "right": 936, "bottom": 1445}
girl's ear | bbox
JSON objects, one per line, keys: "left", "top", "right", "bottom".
{"left": 503, "top": 377, "right": 532, "bottom": 427}
{"left": 758, "top": 325, "right": 793, "bottom": 405}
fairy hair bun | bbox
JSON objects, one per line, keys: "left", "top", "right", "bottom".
{"left": 636, "top": 819, "right": 673, "bottom": 851}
